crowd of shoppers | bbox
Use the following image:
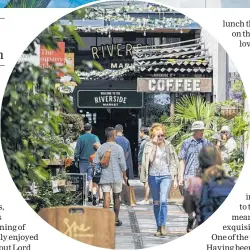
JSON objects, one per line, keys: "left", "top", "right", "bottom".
{"left": 69, "top": 119, "right": 236, "bottom": 234}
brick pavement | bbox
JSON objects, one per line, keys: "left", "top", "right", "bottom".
{"left": 115, "top": 181, "right": 188, "bottom": 249}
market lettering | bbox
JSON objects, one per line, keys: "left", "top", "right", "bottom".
{"left": 110, "top": 62, "right": 133, "bottom": 69}
{"left": 91, "top": 43, "right": 143, "bottom": 60}
{"left": 137, "top": 78, "right": 213, "bottom": 93}
{"left": 94, "top": 96, "right": 127, "bottom": 104}
{"left": 0, "top": 52, "right": 3, "bottom": 60}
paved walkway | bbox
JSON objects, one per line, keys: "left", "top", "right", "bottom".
{"left": 115, "top": 180, "right": 188, "bottom": 249}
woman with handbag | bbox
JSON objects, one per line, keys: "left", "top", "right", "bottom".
{"left": 140, "top": 123, "right": 179, "bottom": 237}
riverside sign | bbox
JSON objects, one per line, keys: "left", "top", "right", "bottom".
{"left": 91, "top": 43, "right": 144, "bottom": 69}
{"left": 76, "top": 90, "right": 143, "bottom": 109}
{"left": 137, "top": 78, "right": 212, "bottom": 93}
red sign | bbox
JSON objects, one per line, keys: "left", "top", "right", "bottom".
{"left": 40, "top": 42, "right": 65, "bottom": 70}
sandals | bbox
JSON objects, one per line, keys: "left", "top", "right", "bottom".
{"left": 115, "top": 219, "right": 123, "bottom": 226}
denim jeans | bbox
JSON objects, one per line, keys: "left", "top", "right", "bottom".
{"left": 148, "top": 175, "right": 172, "bottom": 227}
{"left": 79, "top": 161, "right": 93, "bottom": 181}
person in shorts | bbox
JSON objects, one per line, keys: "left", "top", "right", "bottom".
{"left": 89, "top": 142, "right": 103, "bottom": 206}
{"left": 94, "top": 127, "right": 128, "bottom": 226}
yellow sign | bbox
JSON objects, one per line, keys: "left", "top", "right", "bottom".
{"left": 65, "top": 53, "right": 74, "bottom": 73}
{"left": 63, "top": 218, "right": 94, "bottom": 238}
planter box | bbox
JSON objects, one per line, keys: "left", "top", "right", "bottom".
{"left": 38, "top": 206, "right": 115, "bottom": 249}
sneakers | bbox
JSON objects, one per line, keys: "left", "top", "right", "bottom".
{"left": 187, "top": 218, "right": 195, "bottom": 233}
{"left": 160, "top": 226, "right": 167, "bottom": 236}
{"left": 92, "top": 196, "right": 97, "bottom": 206}
{"left": 137, "top": 199, "right": 150, "bottom": 205}
{"left": 154, "top": 227, "right": 161, "bottom": 237}
{"left": 115, "top": 219, "right": 122, "bottom": 226}
{"left": 154, "top": 226, "right": 167, "bottom": 237}
{"left": 88, "top": 192, "right": 92, "bottom": 202}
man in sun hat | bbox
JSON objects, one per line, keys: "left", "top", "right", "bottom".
{"left": 178, "top": 121, "right": 212, "bottom": 233}
{"left": 219, "top": 125, "right": 237, "bottom": 164}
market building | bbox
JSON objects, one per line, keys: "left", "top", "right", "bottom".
{"left": 59, "top": 2, "right": 214, "bottom": 175}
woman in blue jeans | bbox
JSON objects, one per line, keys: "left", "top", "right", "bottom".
{"left": 140, "top": 123, "right": 179, "bottom": 236}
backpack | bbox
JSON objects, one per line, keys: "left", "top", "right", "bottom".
{"left": 199, "top": 176, "right": 235, "bottom": 224}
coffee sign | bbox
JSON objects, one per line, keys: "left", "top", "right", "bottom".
{"left": 76, "top": 90, "right": 143, "bottom": 108}
{"left": 137, "top": 78, "right": 212, "bottom": 93}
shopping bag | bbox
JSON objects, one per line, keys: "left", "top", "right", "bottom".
{"left": 120, "top": 182, "right": 136, "bottom": 206}
{"left": 38, "top": 206, "right": 115, "bottom": 249}
{"left": 168, "top": 181, "right": 183, "bottom": 200}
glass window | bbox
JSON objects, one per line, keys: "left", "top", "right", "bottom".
{"left": 78, "top": 37, "right": 96, "bottom": 51}
{"left": 147, "top": 37, "right": 161, "bottom": 45}
{"left": 136, "top": 37, "right": 146, "bottom": 45}
{"left": 162, "top": 37, "right": 181, "bottom": 45}
{"left": 97, "top": 37, "right": 112, "bottom": 46}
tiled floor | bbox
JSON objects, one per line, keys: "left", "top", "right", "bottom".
{"left": 115, "top": 182, "right": 188, "bottom": 249}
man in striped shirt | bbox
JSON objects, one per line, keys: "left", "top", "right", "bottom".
{"left": 94, "top": 127, "right": 128, "bottom": 226}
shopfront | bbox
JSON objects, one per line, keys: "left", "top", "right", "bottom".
{"left": 66, "top": 17, "right": 213, "bottom": 176}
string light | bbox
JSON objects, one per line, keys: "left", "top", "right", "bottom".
{"left": 70, "top": 4, "right": 195, "bottom": 34}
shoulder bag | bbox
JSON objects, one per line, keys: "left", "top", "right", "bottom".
{"left": 100, "top": 145, "right": 114, "bottom": 168}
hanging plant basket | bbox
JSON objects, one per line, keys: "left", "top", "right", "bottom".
{"left": 220, "top": 106, "right": 240, "bottom": 120}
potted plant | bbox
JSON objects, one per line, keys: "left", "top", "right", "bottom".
{"left": 219, "top": 99, "right": 242, "bottom": 120}
{"left": 214, "top": 81, "right": 246, "bottom": 120}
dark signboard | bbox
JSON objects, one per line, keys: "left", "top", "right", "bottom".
{"left": 66, "top": 173, "right": 87, "bottom": 205}
{"left": 76, "top": 90, "right": 143, "bottom": 109}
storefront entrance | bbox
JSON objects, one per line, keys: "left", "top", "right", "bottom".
{"left": 86, "top": 108, "right": 140, "bottom": 177}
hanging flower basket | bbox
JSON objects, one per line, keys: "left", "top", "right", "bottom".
{"left": 220, "top": 106, "right": 240, "bottom": 120}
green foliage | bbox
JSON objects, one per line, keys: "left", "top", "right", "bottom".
{"left": 228, "top": 149, "right": 244, "bottom": 178}
{"left": 24, "top": 171, "right": 81, "bottom": 212}
{"left": 60, "top": 113, "right": 83, "bottom": 141}
{"left": 161, "top": 95, "right": 248, "bottom": 178}
{"left": 1, "top": 14, "right": 100, "bottom": 190}
{"left": 231, "top": 113, "right": 250, "bottom": 138}
{"left": 162, "top": 96, "right": 219, "bottom": 151}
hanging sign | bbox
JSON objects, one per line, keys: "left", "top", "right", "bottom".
{"left": 137, "top": 78, "right": 212, "bottom": 93}
{"left": 40, "top": 42, "right": 65, "bottom": 69}
{"left": 76, "top": 90, "right": 143, "bottom": 109}
{"left": 65, "top": 53, "right": 74, "bottom": 72}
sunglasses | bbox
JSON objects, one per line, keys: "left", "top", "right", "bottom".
{"left": 221, "top": 131, "right": 227, "bottom": 134}
{"left": 157, "top": 134, "right": 165, "bottom": 138}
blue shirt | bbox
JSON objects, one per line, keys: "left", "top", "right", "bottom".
{"left": 178, "top": 137, "right": 212, "bottom": 179}
{"left": 115, "top": 135, "right": 129, "bottom": 160}
{"left": 74, "top": 133, "right": 100, "bottom": 162}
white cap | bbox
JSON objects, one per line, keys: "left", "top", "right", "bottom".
{"left": 220, "top": 125, "right": 231, "bottom": 133}
{"left": 191, "top": 121, "right": 205, "bottom": 131}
